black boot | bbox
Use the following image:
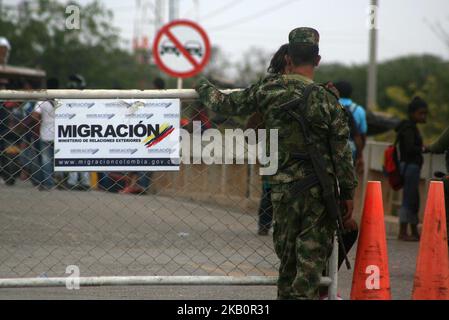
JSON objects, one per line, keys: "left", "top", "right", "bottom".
{"left": 410, "top": 224, "right": 420, "bottom": 241}
{"left": 398, "top": 223, "right": 413, "bottom": 241}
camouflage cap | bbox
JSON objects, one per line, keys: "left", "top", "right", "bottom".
{"left": 289, "top": 27, "right": 320, "bottom": 46}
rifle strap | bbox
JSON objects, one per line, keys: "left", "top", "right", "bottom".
{"left": 278, "top": 84, "right": 316, "bottom": 143}
{"left": 289, "top": 174, "right": 320, "bottom": 195}
{"left": 278, "top": 84, "right": 334, "bottom": 192}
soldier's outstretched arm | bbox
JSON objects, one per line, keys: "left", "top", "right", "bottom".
{"left": 194, "top": 78, "right": 258, "bottom": 117}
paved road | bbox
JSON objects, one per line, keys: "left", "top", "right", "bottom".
{"left": 0, "top": 182, "right": 419, "bottom": 300}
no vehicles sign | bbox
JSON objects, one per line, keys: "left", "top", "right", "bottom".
{"left": 153, "top": 20, "right": 211, "bottom": 78}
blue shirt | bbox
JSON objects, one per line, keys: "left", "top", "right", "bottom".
{"left": 339, "top": 98, "right": 368, "bottom": 135}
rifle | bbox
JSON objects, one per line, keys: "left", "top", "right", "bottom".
{"left": 278, "top": 84, "right": 352, "bottom": 270}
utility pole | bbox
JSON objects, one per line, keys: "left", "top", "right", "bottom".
{"left": 155, "top": 0, "right": 165, "bottom": 32}
{"left": 168, "top": 0, "right": 179, "bottom": 22}
{"left": 194, "top": 0, "right": 199, "bottom": 21}
{"left": 168, "top": 0, "right": 182, "bottom": 89}
{"left": 367, "top": 0, "right": 378, "bottom": 110}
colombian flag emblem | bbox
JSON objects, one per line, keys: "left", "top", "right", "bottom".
{"left": 142, "top": 123, "right": 175, "bottom": 148}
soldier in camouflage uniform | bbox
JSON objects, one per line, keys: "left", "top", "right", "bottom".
{"left": 195, "top": 27, "right": 357, "bottom": 300}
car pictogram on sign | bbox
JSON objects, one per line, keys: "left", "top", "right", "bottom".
{"left": 159, "top": 40, "right": 203, "bottom": 58}
{"left": 184, "top": 41, "right": 203, "bottom": 58}
{"left": 160, "top": 41, "right": 180, "bottom": 56}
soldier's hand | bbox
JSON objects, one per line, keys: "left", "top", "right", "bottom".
{"left": 341, "top": 200, "right": 354, "bottom": 222}
{"left": 355, "top": 157, "right": 364, "bottom": 175}
{"left": 343, "top": 218, "right": 358, "bottom": 231}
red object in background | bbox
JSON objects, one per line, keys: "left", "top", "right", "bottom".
{"left": 383, "top": 144, "right": 404, "bottom": 191}
{"left": 3, "top": 101, "right": 21, "bottom": 108}
{"left": 107, "top": 173, "right": 143, "bottom": 194}
{"left": 120, "top": 185, "right": 144, "bottom": 194}
{"left": 180, "top": 118, "right": 189, "bottom": 127}
{"left": 383, "top": 145, "right": 397, "bottom": 173}
{"left": 196, "top": 109, "right": 211, "bottom": 130}
{"left": 142, "top": 36, "right": 149, "bottom": 49}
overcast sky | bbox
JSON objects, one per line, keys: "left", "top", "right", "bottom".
{"left": 101, "top": 0, "right": 449, "bottom": 65}
{"left": 6, "top": 0, "right": 449, "bottom": 64}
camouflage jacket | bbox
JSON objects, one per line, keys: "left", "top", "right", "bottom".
{"left": 195, "top": 74, "right": 357, "bottom": 200}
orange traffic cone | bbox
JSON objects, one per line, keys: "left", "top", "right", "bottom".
{"left": 351, "top": 181, "right": 391, "bottom": 300}
{"left": 412, "top": 181, "right": 449, "bottom": 300}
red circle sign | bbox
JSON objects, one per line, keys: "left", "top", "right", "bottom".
{"left": 153, "top": 20, "right": 211, "bottom": 79}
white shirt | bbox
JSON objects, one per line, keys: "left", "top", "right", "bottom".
{"left": 34, "top": 101, "right": 55, "bottom": 142}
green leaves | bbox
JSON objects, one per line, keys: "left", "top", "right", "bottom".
{"left": 316, "top": 55, "right": 449, "bottom": 142}
{"left": 0, "top": 0, "right": 159, "bottom": 89}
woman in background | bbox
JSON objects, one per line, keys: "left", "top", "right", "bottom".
{"left": 396, "top": 97, "right": 428, "bottom": 241}
{"left": 249, "top": 43, "right": 289, "bottom": 236}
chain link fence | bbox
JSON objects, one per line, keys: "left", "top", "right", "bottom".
{"left": 0, "top": 90, "right": 337, "bottom": 296}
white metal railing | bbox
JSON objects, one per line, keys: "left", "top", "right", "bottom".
{"left": 365, "top": 140, "right": 446, "bottom": 179}
{"left": 0, "top": 89, "right": 239, "bottom": 100}
{"left": 0, "top": 275, "right": 334, "bottom": 288}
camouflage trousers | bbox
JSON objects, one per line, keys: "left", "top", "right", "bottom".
{"left": 271, "top": 180, "right": 335, "bottom": 300}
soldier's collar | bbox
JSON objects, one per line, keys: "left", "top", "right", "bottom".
{"left": 282, "top": 73, "right": 314, "bottom": 84}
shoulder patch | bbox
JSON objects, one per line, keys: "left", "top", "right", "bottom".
{"left": 320, "top": 84, "right": 340, "bottom": 101}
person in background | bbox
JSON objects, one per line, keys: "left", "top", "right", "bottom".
{"left": 334, "top": 81, "right": 367, "bottom": 174}
{"left": 32, "top": 78, "right": 59, "bottom": 190}
{"left": 0, "top": 78, "right": 9, "bottom": 184}
{"left": 20, "top": 80, "right": 41, "bottom": 186}
{"left": 66, "top": 74, "right": 91, "bottom": 191}
{"left": 251, "top": 43, "right": 289, "bottom": 236}
{"left": 396, "top": 96, "right": 428, "bottom": 241}
{"left": 0, "top": 78, "right": 7, "bottom": 89}
{"left": 1, "top": 98, "right": 23, "bottom": 186}
{"left": 153, "top": 77, "right": 165, "bottom": 91}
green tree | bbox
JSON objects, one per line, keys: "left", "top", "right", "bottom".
{"left": 316, "top": 55, "right": 449, "bottom": 142}
{"left": 384, "top": 74, "right": 449, "bottom": 143}
{"left": 0, "top": 0, "right": 160, "bottom": 89}
{"left": 234, "top": 47, "right": 270, "bottom": 86}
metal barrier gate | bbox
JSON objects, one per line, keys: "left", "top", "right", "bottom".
{"left": 0, "top": 89, "right": 338, "bottom": 299}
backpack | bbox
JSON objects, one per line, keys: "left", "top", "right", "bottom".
{"left": 342, "top": 103, "right": 360, "bottom": 161}
{"left": 383, "top": 130, "right": 406, "bottom": 191}
{"left": 345, "top": 105, "right": 359, "bottom": 141}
